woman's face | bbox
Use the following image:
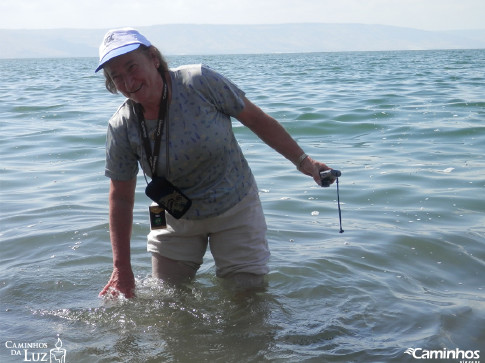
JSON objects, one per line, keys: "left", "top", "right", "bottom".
{"left": 104, "top": 48, "right": 162, "bottom": 107}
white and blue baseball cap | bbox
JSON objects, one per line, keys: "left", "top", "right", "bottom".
{"left": 95, "top": 27, "right": 151, "bottom": 73}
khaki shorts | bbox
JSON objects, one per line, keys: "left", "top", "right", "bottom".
{"left": 147, "top": 184, "right": 270, "bottom": 277}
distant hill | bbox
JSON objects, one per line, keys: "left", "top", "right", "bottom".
{"left": 1, "top": 23, "right": 484, "bottom": 59}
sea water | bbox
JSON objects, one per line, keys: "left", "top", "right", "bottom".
{"left": 1, "top": 50, "right": 484, "bottom": 362}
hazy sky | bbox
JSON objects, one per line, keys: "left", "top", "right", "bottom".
{"left": 2, "top": 0, "right": 484, "bottom": 31}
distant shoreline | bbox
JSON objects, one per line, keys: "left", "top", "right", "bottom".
{"left": 1, "top": 23, "right": 484, "bottom": 59}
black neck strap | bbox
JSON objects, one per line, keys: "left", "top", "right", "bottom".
{"left": 137, "top": 72, "right": 169, "bottom": 178}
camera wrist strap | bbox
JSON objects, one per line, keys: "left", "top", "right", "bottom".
{"left": 336, "top": 178, "right": 344, "bottom": 233}
{"left": 137, "top": 74, "right": 169, "bottom": 178}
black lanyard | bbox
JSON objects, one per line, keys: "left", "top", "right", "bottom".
{"left": 137, "top": 73, "right": 169, "bottom": 178}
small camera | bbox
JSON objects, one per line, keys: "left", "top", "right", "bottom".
{"left": 319, "top": 169, "right": 341, "bottom": 187}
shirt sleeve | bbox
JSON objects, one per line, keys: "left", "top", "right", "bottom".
{"left": 104, "top": 104, "right": 140, "bottom": 181}
{"left": 198, "top": 65, "right": 246, "bottom": 117}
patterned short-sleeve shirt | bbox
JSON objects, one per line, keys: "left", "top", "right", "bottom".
{"left": 105, "top": 64, "right": 254, "bottom": 219}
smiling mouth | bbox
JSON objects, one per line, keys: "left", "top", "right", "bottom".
{"left": 129, "top": 85, "right": 143, "bottom": 94}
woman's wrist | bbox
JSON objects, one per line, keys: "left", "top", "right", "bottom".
{"left": 294, "top": 152, "right": 309, "bottom": 171}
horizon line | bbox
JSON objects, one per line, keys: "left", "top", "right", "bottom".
{"left": 1, "top": 22, "right": 485, "bottom": 32}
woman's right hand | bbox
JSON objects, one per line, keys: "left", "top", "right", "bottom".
{"left": 99, "top": 266, "right": 135, "bottom": 298}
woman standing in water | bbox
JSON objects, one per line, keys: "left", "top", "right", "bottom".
{"left": 95, "top": 28, "right": 334, "bottom": 298}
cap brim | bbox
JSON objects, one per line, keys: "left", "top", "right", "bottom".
{"left": 95, "top": 43, "right": 141, "bottom": 73}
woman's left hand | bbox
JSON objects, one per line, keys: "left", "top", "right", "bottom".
{"left": 299, "top": 156, "right": 334, "bottom": 186}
